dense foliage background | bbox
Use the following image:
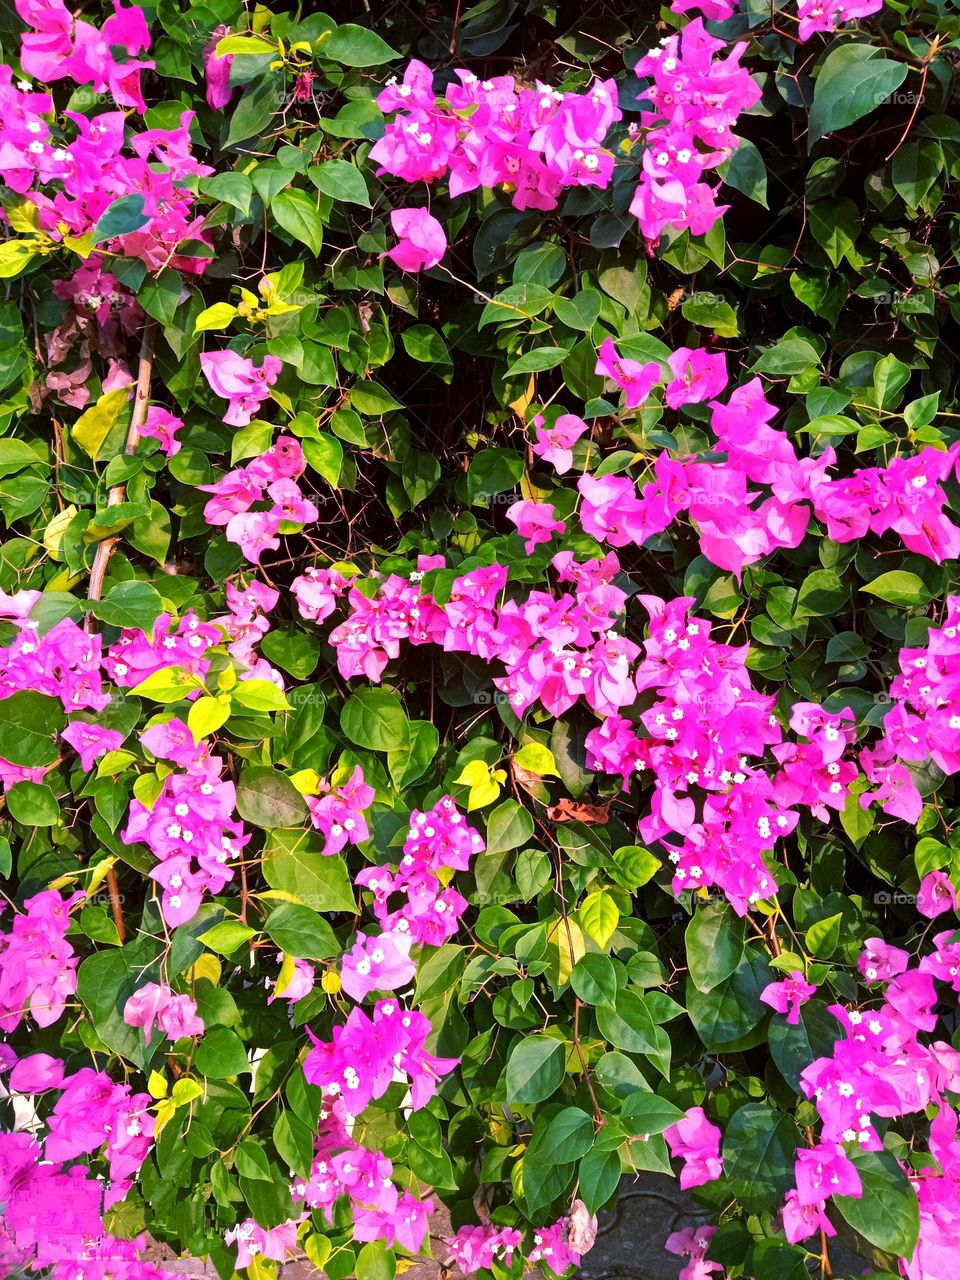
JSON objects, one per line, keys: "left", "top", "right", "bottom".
{"left": 4, "top": 1, "right": 960, "bottom": 1279}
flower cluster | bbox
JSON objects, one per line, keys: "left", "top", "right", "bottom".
{"left": 123, "top": 981, "right": 205, "bottom": 1040}
{"left": 630, "top": 20, "right": 761, "bottom": 242}
{"left": 0, "top": 612, "right": 110, "bottom": 713}
{"left": 371, "top": 60, "right": 621, "bottom": 212}
{"left": 121, "top": 718, "right": 248, "bottom": 925}
{"left": 860, "top": 597, "right": 960, "bottom": 823}
{"left": 199, "top": 436, "right": 318, "bottom": 564}
{"left": 105, "top": 610, "right": 221, "bottom": 689}
{"left": 200, "top": 351, "right": 283, "bottom": 428}
{"left": 0, "top": 891, "right": 82, "bottom": 1033}
{"left": 355, "top": 795, "right": 486, "bottom": 946}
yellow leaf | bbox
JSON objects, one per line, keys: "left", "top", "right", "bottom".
{"left": 290, "top": 768, "right": 321, "bottom": 795}
{"left": 85, "top": 855, "right": 117, "bottom": 897}
{"left": 96, "top": 749, "right": 138, "bottom": 778}
{"left": 0, "top": 238, "right": 40, "bottom": 279}
{"left": 188, "top": 953, "right": 222, "bottom": 985}
{"left": 153, "top": 1099, "right": 176, "bottom": 1134}
{"left": 321, "top": 969, "right": 341, "bottom": 994}
{"left": 5, "top": 201, "right": 39, "bottom": 233}
{"left": 71, "top": 387, "right": 129, "bottom": 462}
{"left": 547, "top": 916, "right": 585, "bottom": 984}
{"left": 194, "top": 302, "right": 238, "bottom": 333}
{"left": 63, "top": 231, "right": 97, "bottom": 259}
{"left": 147, "top": 1070, "right": 168, "bottom": 1100}
{"left": 188, "top": 694, "right": 232, "bottom": 741}
{"left": 171, "top": 1078, "right": 203, "bottom": 1107}
{"left": 248, "top": 1255, "right": 277, "bottom": 1280}
{"left": 454, "top": 759, "right": 502, "bottom": 810}
{"left": 274, "top": 952, "right": 296, "bottom": 998}
{"left": 43, "top": 504, "right": 79, "bottom": 560}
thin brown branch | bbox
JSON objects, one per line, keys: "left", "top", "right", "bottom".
{"left": 85, "top": 317, "right": 157, "bottom": 618}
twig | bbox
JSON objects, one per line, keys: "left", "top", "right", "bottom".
{"left": 106, "top": 868, "right": 126, "bottom": 943}
{"left": 85, "top": 318, "right": 157, "bottom": 620}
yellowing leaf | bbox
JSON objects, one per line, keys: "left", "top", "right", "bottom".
{"left": 147, "top": 1070, "right": 168, "bottom": 1100}
{"left": 290, "top": 768, "right": 321, "bottom": 795}
{"left": 5, "top": 201, "right": 39, "bottom": 233}
{"left": 188, "top": 952, "right": 222, "bottom": 985}
{"left": 0, "top": 238, "right": 40, "bottom": 279}
{"left": 514, "top": 743, "right": 559, "bottom": 777}
{"left": 132, "top": 771, "right": 164, "bottom": 811}
{"left": 194, "top": 302, "right": 238, "bottom": 333}
{"left": 321, "top": 969, "right": 341, "bottom": 994}
{"left": 130, "top": 667, "right": 206, "bottom": 702}
{"left": 232, "top": 678, "right": 291, "bottom": 712}
{"left": 507, "top": 373, "right": 535, "bottom": 416}
{"left": 63, "top": 230, "right": 97, "bottom": 259}
{"left": 188, "top": 694, "right": 232, "bottom": 741}
{"left": 96, "top": 749, "right": 138, "bottom": 778}
{"left": 454, "top": 759, "right": 502, "bottom": 810}
{"left": 71, "top": 387, "right": 129, "bottom": 462}
{"left": 43, "top": 505, "right": 79, "bottom": 560}
{"left": 85, "top": 855, "right": 117, "bottom": 897}
{"left": 171, "top": 1078, "right": 203, "bottom": 1107}
{"left": 547, "top": 916, "right": 585, "bottom": 984}
{"left": 274, "top": 951, "right": 296, "bottom": 998}
{"left": 579, "top": 890, "right": 620, "bottom": 951}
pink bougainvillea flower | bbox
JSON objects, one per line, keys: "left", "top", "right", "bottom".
{"left": 918, "top": 871, "right": 958, "bottom": 919}
{"left": 123, "top": 981, "right": 204, "bottom": 1039}
{"left": 203, "top": 24, "right": 233, "bottom": 108}
{"left": 61, "top": 721, "right": 124, "bottom": 772}
{"left": 760, "top": 971, "right": 817, "bottom": 1024}
{"left": 383, "top": 207, "right": 447, "bottom": 272}
{"left": 531, "top": 412, "right": 589, "bottom": 474}
{"left": 506, "top": 499, "right": 566, "bottom": 553}
{"left": 340, "top": 930, "right": 416, "bottom": 1002}
{"left": 140, "top": 405, "right": 185, "bottom": 457}
{"left": 665, "top": 1226, "right": 723, "bottom": 1280}
{"left": 200, "top": 350, "right": 282, "bottom": 427}
{"left": 794, "top": 1144, "right": 861, "bottom": 1205}
{"left": 594, "top": 337, "right": 661, "bottom": 409}
{"left": 268, "top": 958, "right": 315, "bottom": 1004}
{"left": 781, "top": 1190, "right": 836, "bottom": 1246}
{"left": 858, "top": 937, "right": 910, "bottom": 984}
{"left": 664, "top": 1107, "right": 723, "bottom": 1189}
{"left": 664, "top": 347, "right": 728, "bottom": 409}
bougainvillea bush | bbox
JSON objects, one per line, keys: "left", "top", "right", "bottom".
{"left": 6, "top": 0, "right": 960, "bottom": 1276}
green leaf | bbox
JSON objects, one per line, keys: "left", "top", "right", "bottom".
{"left": 722, "top": 1104, "right": 800, "bottom": 1213}
{"left": 808, "top": 45, "right": 908, "bottom": 144}
{"left": 262, "top": 827, "right": 356, "bottom": 911}
{"left": 620, "top": 1091, "right": 683, "bottom": 1136}
{"left": 387, "top": 719, "right": 438, "bottom": 789}
{"left": 323, "top": 24, "right": 399, "bottom": 66}
{"left": 718, "top": 138, "right": 768, "bottom": 207}
{"left": 505, "top": 1035, "right": 565, "bottom": 1103}
{"left": 861, "top": 571, "right": 932, "bottom": 607}
{"left": 199, "top": 172, "right": 254, "bottom": 216}
{"left": 577, "top": 1148, "right": 620, "bottom": 1214}
{"left": 485, "top": 799, "right": 534, "bottom": 856}
{"left": 272, "top": 190, "right": 324, "bottom": 255}
{"left": 768, "top": 1000, "right": 839, "bottom": 1092}
{"left": 805, "top": 912, "right": 842, "bottom": 958}
{"left": 570, "top": 954, "right": 618, "bottom": 1006}
{"left": 514, "top": 743, "right": 559, "bottom": 776}
{"left": 505, "top": 346, "right": 572, "bottom": 377}
{"left": 597, "top": 991, "right": 671, "bottom": 1077}
{"left": 90, "top": 581, "right": 163, "bottom": 631}
{"left": 236, "top": 766, "right": 309, "bottom": 829}
{"left": 687, "top": 951, "right": 772, "bottom": 1051}
{"left": 198, "top": 920, "right": 256, "bottom": 954}
{"left": 341, "top": 688, "right": 410, "bottom": 751}
{"left": 6, "top": 780, "right": 59, "bottom": 825}
{"left": 194, "top": 1027, "right": 250, "bottom": 1078}
{"left": 263, "top": 904, "right": 339, "bottom": 960}
{"left": 536, "top": 1107, "right": 594, "bottom": 1164}
{"left": 685, "top": 900, "right": 746, "bottom": 993}
{"left": 834, "top": 1150, "right": 920, "bottom": 1260}
{"left": 309, "top": 159, "right": 371, "bottom": 207}
{"left": 0, "top": 691, "right": 65, "bottom": 767}
{"left": 93, "top": 194, "right": 150, "bottom": 242}
{"left": 355, "top": 1241, "right": 396, "bottom": 1280}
